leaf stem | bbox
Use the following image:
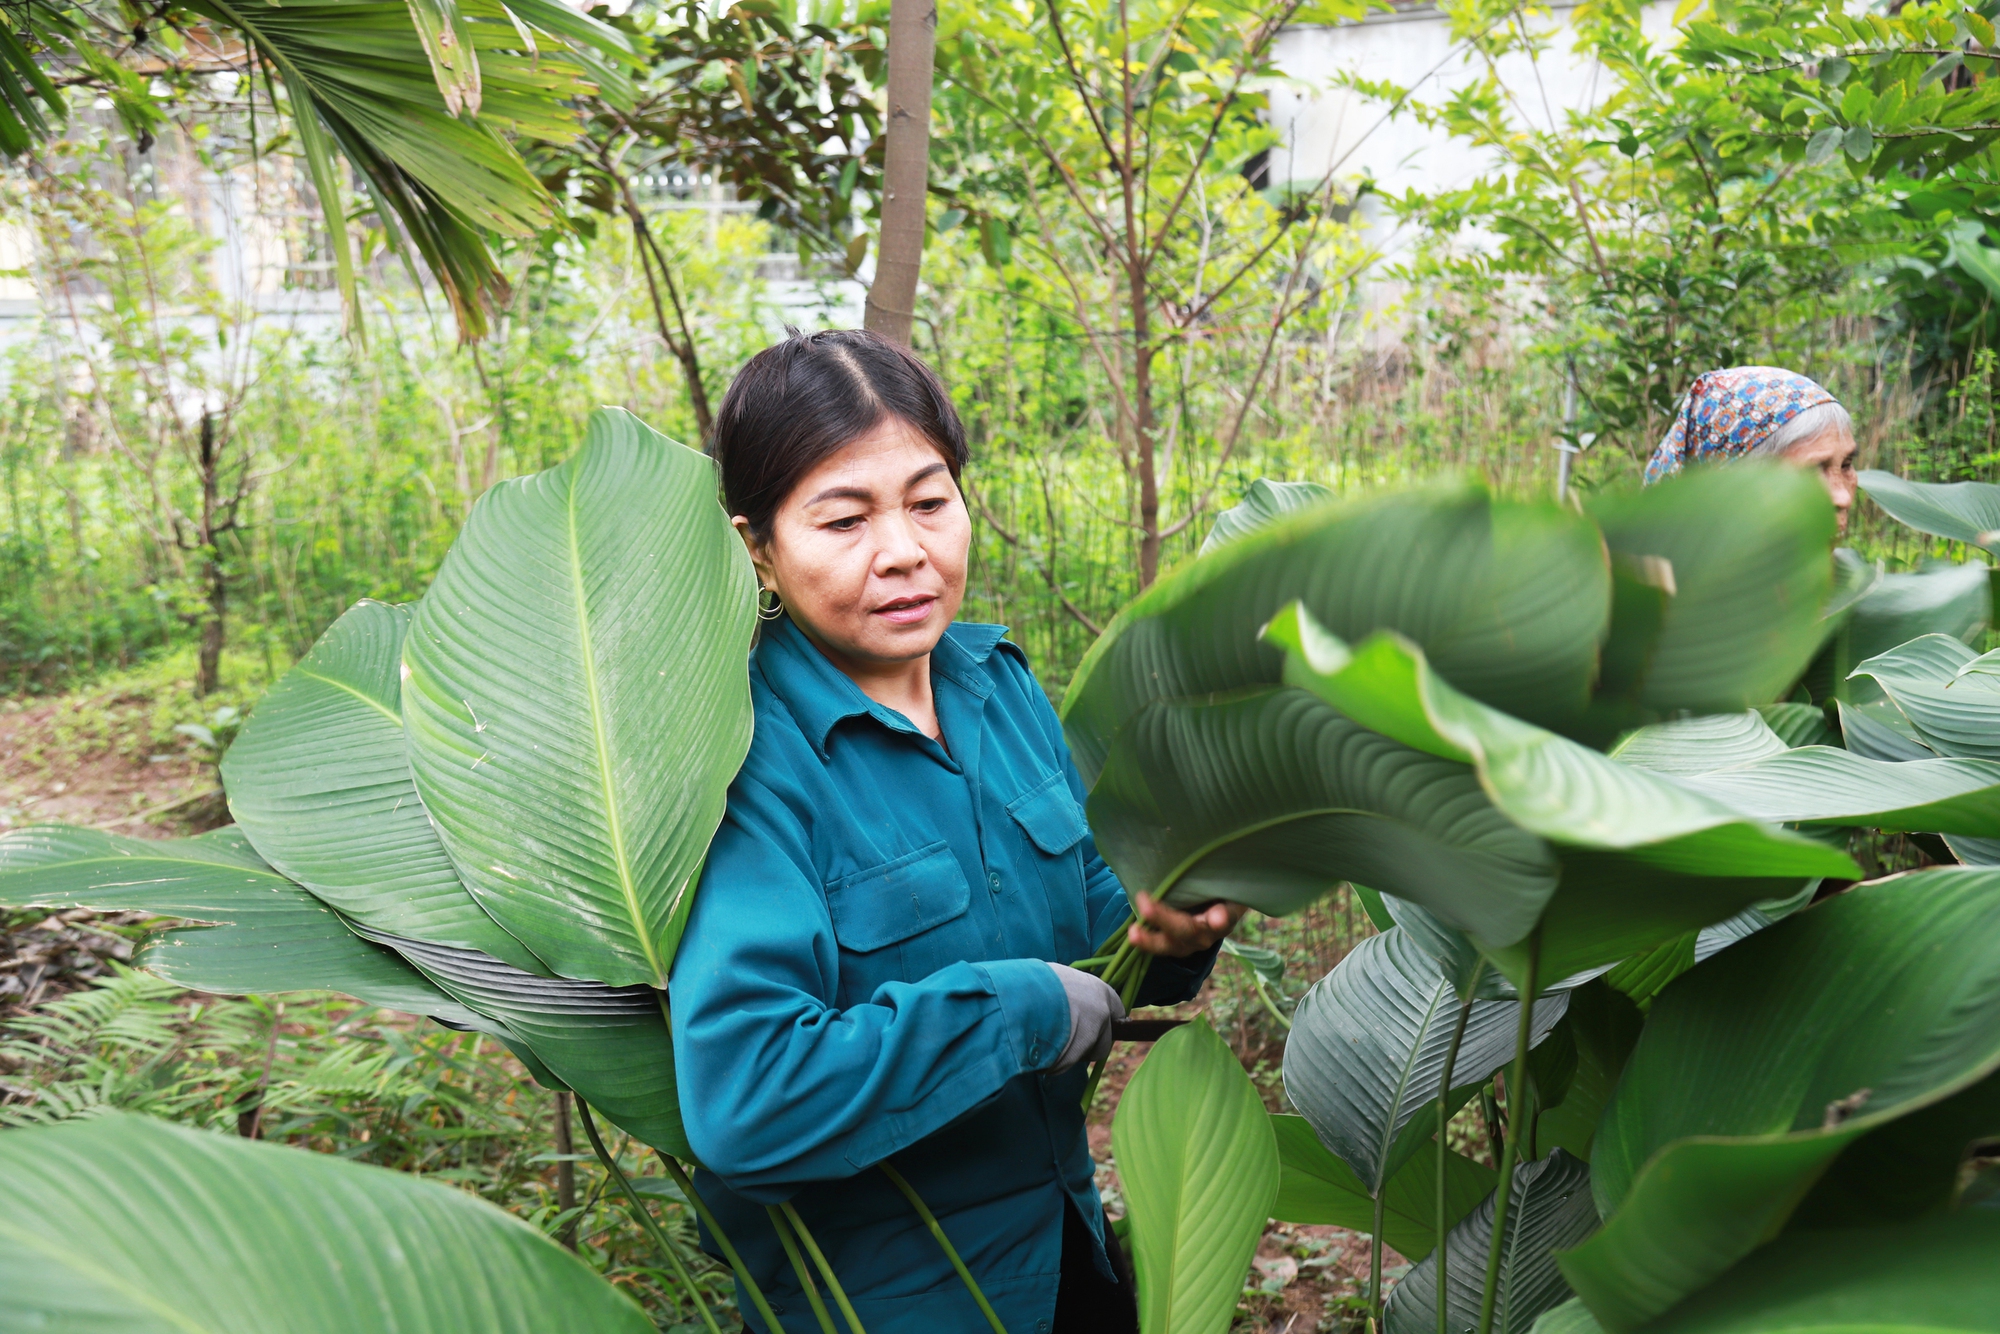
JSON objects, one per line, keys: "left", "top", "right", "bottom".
{"left": 576, "top": 1101, "right": 721, "bottom": 1334}
{"left": 1474, "top": 938, "right": 1540, "bottom": 1334}
{"left": 780, "top": 1202, "right": 868, "bottom": 1334}
{"left": 880, "top": 1163, "right": 1010, "bottom": 1334}
{"left": 1437, "top": 986, "right": 1478, "bottom": 1334}
{"left": 768, "top": 1205, "right": 840, "bottom": 1334}
{"left": 656, "top": 1153, "right": 786, "bottom": 1334}
{"left": 1370, "top": 1188, "right": 1387, "bottom": 1320}
{"left": 1251, "top": 973, "right": 1292, "bottom": 1030}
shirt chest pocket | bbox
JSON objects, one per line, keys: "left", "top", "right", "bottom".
{"left": 1005, "top": 771, "right": 1093, "bottom": 946}
{"left": 1006, "top": 771, "right": 1089, "bottom": 858}
{"left": 825, "top": 843, "right": 973, "bottom": 992}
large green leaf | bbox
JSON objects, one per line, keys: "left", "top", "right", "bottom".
{"left": 1199, "top": 478, "right": 1334, "bottom": 556}
{"left": 1115, "top": 1017, "right": 1281, "bottom": 1334}
{"left": 0, "top": 825, "right": 477, "bottom": 1026}
{"left": 1585, "top": 463, "right": 1835, "bottom": 717}
{"left": 1853, "top": 636, "right": 2000, "bottom": 760}
{"left": 1270, "top": 1112, "right": 1496, "bottom": 1261}
{"left": 1840, "top": 564, "right": 1993, "bottom": 700}
{"left": 352, "top": 925, "right": 688, "bottom": 1159}
{"left": 1283, "top": 929, "right": 1567, "bottom": 1196}
{"left": 0, "top": 1113, "right": 652, "bottom": 1333}
{"left": 1672, "top": 747, "right": 2000, "bottom": 836}
{"left": 1534, "top": 983, "right": 1645, "bottom": 1162}
{"left": 1795, "top": 555, "right": 1990, "bottom": 704}
{"left": 1638, "top": 1212, "right": 2000, "bottom": 1334}
{"left": 1265, "top": 603, "right": 1855, "bottom": 985}
{"left": 403, "top": 408, "right": 756, "bottom": 988}
{"left": 1088, "top": 686, "right": 1558, "bottom": 940}
{"left": 1607, "top": 712, "right": 1787, "bottom": 775}
{"left": 1384, "top": 1150, "right": 1599, "bottom": 1334}
{"left": 1836, "top": 698, "right": 1937, "bottom": 761}
{"left": 1859, "top": 469, "right": 2000, "bottom": 553}
{"left": 1754, "top": 701, "right": 1835, "bottom": 748}
{"left": 1562, "top": 869, "right": 2000, "bottom": 1329}
{"left": 1062, "top": 485, "right": 1612, "bottom": 784}
{"left": 221, "top": 598, "right": 549, "bottom": 974}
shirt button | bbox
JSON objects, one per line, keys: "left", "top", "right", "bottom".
{"left": 988, "top": 871, "right": 1002, "bottom": 893}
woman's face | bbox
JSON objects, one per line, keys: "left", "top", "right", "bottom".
{"left": 1782, "top": 428, "right": 1859, "bottom": 535}
{"left": 739, "top": 416, "right": 970, "bottom": 669}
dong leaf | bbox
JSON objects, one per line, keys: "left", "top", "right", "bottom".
{"left": 1638, "top": 1212, "right": 2000, "bottom": 1334}
{"left": 352, "top": 925, "right": 690, "bottom": 1159}
{"left": 1062, "top": 485, "right": 1612, "bottom": 784}
{"left": 1586, "top": 463, "right": 1835, "bottom": 716}
{"left": 1562, "top": 869, "right": 2000, "bottom": 1329}
{"left": 1673, "top": 747, "right": 2000, "bottom": 835}
{"left": 1607, "top": 713, "right": 1788, "bottom": 776}
{"left": 1844, "top": 563, "right": 1992, "bottom": 686}
{"left": 1264, "top": 603, "right": 1856, "bottom": 985}
{"left": 1269, "top": 1113, "right": 1496, "bottom": 1261}
{"left": 1384, "top": 1150, "right": 1598, "bottom": 1334}
{"left": 403, "top": 408, "right": 756, "bottom": 988}
{"left": 1801, "top": 561, "right": 1993, "bottom": 705}
{"left": 1115, "top": 1017, "right": 1281, "bottom": 1334}
{"left": 1754, "top": 702, "right": 1835, "bottom": 748}
{"left": 1088, "top": 687, "right": 1558, "bottom": 942}
{"left": 1383, "top": 894, "right": 1614, "bottom": 1002}
{"left": 1858, "top": 469, "right": 2000, "bottom": 552}
{"left": 0, "top": 1113, "right": 653, "bottom": 1334}
{"left": 1534, "top": 983, "right": 1645, "bottom": 1162}
{"left": 221, "top": 598, "right": 550, "bottom": 974}
{"left": 0, "top": 825, "right": 479, "bottom": 1027}
{"left": 1835, "top": 699, "right": 1936, "bottom": 761}
{"left": 1283, "top": 929, "right": 1567, "bottom": 1196}
{"left": 1200, "top": 477, "right": 1334, "bottom": 555}
{"left": 1854, "top": 636, "right": 2000, "bottom": 759}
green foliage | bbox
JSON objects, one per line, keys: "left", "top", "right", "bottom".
{"left": 0, "top": 969, "right": 735, "bottom": 1327}
{"left": 1270, "top": 1111, "right": 1497, "bottom": 1260}
{"left": 1112, "top": 1016, "right": 1281, "bottom": 1334}
{"left": 2, "top": 0, "right": 634, "bottom": 336}
{"left": 0, "top": 1112, "right": 656, "bottom": 1333}
{"left": 402, "top": 409, "right": 756, "bottom": 989}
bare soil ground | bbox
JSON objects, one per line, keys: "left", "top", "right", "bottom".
{"left": 1, "top": 686, "right": 227, "bottom": 1017}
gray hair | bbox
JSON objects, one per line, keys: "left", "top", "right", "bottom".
{"left": 1749, "top": 400, "right": 1853, "bottom": 459}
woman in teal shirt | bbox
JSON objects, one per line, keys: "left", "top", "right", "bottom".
{"left": 671, "top": 330, "right": 1244, "bottom": 1333}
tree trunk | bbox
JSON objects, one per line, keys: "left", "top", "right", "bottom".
{"left": 864, "top": 0, "right": 936, "bottom": 346}
{"left": 197, "top": 413, "right": 225, "bottom": 697}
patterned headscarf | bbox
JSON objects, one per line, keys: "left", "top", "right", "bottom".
{"left": 1643, "top": 367, "right": 1838, "bottom": 486}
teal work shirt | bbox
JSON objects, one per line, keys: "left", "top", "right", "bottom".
{"left": 670, "top": 615, "right": 1214, "bottom": 1333}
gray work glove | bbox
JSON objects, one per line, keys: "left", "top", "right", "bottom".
{"left": 1046, "top": 962, "right": 1126, "bottom": 1074}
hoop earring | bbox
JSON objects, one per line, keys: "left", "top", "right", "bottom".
{"left": 757, "top": 587, "right": 784, "bottom": 622}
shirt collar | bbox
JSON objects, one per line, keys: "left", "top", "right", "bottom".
{"left": 757, "top": 615, "right": 1009, "bottom": 760}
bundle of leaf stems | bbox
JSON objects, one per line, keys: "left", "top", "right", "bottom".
{"left": 1073, "top": 911, "right": 1154, "bottom": 1109}
{"left": 578, "top": 1101, "right": 1010, "bottom": 1334}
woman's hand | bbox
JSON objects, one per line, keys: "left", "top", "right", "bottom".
{"left": 1127, "top": 892, "right": 1248, "bottom": 958}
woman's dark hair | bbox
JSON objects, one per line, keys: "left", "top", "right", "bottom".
{"left": 711, "top": 328, "right": 968, "bottom": 541}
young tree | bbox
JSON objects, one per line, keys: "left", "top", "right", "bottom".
{"left": 938, "top": 0, "right": 1372, "bottom": 587}
{"left": 866, "top": 0, "right": 937, "bottom": 344}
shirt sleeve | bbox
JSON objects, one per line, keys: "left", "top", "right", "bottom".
{"left": 670, "top": 769, "right": 1074, "bottom": 1201}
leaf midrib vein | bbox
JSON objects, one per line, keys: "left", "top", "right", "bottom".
{"left": 568, "top": 467, "right": 662, "bottom": 984}
{"left": 291, "top": 666, "right": 403, "bottom": 727}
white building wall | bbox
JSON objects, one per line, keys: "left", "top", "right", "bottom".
{"left": 1267, "top": 2, "right": 1677, "bottom": 321}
